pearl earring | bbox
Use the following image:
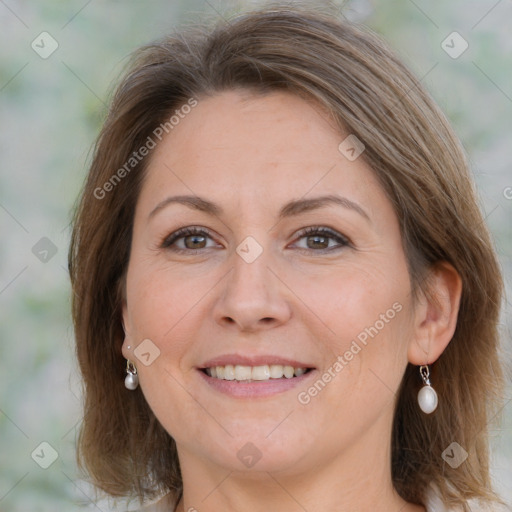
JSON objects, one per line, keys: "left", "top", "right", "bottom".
{"left": 125, "top": 359, "right": 139, "bottom": 390}
{"left": 417, "top": 365, "right": 438, "bottom": 414}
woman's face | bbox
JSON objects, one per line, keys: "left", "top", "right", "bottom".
{"left": 122, "top": 90, "right": 420, "bottom": 477}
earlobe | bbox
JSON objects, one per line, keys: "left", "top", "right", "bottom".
{"left": 407, "top": 261, "right": 462, "bottom": 365}
{"left": 121, "top": 338, "right": 133, "bottom": 360}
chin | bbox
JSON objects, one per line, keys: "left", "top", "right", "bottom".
{"left": 200, "top": 432, "right": 313, "bottom": 475}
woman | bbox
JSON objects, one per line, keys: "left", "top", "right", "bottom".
{"left": 69, "top": 3, "right": 509, "bottom": 511}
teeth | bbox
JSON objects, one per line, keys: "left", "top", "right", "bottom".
{"left": 223, "top": 364, "right": 235, "bottom": 380}
{"left": 204, "top": 364, "right": 309, "bottom": 381}
{"left": 269, "top": 364, "right": 284, "bottom": 379}
{"left": 283, "top": 365, "right": 295, "bottom": 378}
{"left": 234, "top": 365, "right": 252, "bottom": 380}
{"left": 252, "top": 365, "right": 270, "bottom": 380}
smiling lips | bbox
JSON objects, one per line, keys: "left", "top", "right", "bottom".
{"left": 199, "top": 355, "right": 315, "bottom": 383}
{"left": 205, "top": 364, "right": 310, "bottom": 381}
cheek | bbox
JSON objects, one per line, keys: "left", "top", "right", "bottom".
{"left": 123, "top": 272, "right": 187, "bottom": 379}
{"left": 292, "top": 258, "right": 411, "bottom": 349}
{"left": 126, "top": 262, "right": 205, "bottom": 336}
{"left": 124, "top": 268, "right": 203, "bottom": 419}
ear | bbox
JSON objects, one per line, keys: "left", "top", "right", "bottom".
{"left": 408, "top": 261, "right": 462, "bottom": 365}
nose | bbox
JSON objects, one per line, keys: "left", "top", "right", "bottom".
{"left": 212, "top": 247, "right": 292, "bottom": 332}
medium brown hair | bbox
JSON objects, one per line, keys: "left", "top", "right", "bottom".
{"left": 69, "top": 3, "right": 506, "bottom": 509}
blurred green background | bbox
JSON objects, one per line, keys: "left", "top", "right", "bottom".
{"left": 0, "top": 0, "right": 511, "bottom": 510}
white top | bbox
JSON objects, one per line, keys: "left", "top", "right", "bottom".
{"left": 136, "top": 482, "right": 510, "bottom": 511}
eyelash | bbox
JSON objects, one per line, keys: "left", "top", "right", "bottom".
{"left": 160, "top": 226, "right": 351, "bottom": 254}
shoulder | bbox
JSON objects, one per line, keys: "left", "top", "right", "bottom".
{"left": 424, "top": 483, "right": 462, "bottom": 512}
{"left": 425, "top": 483, "right": 511, "bottom": 512}
{"left": 126, "top": 487, "right": 511, "bottom": 512}
{"left": 135, "top": 493, "right": 177, "bottom": 512}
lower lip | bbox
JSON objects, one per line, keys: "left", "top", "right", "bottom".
{"left": 197, "top": 369, "right": 316, "bottom": 398}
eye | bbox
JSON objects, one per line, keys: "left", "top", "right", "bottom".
{"left": 160, "top": 226, "right": 350, "bottom": 253}
{"left": 292, "top": 226, "right": 350, "bottom": 252}
{"left": 161, "top": 226, "right": 219, "bottom": 252}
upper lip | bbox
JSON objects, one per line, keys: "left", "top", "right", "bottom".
{"left": 199, "top": 354, "right": 315, "bottom": 369}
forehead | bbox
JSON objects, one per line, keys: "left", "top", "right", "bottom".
{"left": 137, "top": 89, "right": 385, "bottom": 219}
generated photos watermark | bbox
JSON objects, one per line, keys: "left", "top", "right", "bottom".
{"left": 94, "top": 97, "right": 198, "bottom": 200}
{"left": 297, "top": 301, "right": 403, "bottom": 405}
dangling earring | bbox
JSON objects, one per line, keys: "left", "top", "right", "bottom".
{"left": 125, "top": 359, "right": 139, "bottom": 390}
{"left": 417, "top": 364, "right": 438, "bottom": 414}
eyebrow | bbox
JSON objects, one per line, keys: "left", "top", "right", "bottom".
{"left": 148, "top": 194, "right": 371, "bottom": 223}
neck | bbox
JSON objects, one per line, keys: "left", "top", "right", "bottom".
{"left": 174, "top": 472, "right": 425, "bottom": 512}
{"left": 173, "top": 413, "right": 426, "bottom": 512}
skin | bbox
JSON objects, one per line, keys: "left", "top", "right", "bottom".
{"left": 121, "top": 90, "right": 462, "bottom": 512}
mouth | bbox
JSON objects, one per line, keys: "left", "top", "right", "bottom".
{"left": 200, "top": 364, "right": 315, "bottom": 382}
{"left": 197, "top": 355, "right": 317, "bottom": 397}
